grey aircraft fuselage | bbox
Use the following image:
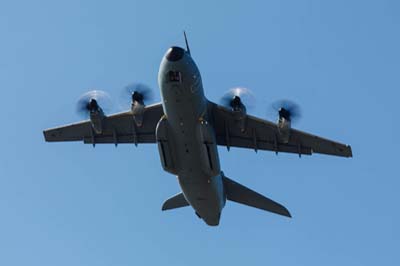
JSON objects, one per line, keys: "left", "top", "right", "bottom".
{"left": 158, "top": 47, "right": 225, "bottom": 226}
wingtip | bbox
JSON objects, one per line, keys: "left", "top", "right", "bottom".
{"left": 348, "top": 145, "right": 353, "bottom": 158}
{"left": 43, "top": 130, "right": 49, "bottom": 142}
{"left": 281, "top": 207, "right": 292, "bottom": 218}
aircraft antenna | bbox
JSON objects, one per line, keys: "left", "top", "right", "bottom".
{"left": 184, "top": 31, "right": 191, "bottom": 55}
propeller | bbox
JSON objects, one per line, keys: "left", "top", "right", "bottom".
{"left": 76, "top": 90, "right": 112, "bottom": 118}
{"left": 119, "top": 82, "right": 155, "bottom": 110}
{"left": 220, "top": 87, "right": 255, "bottom": 111}
{"left": 270, "top": 99, "right": 302, "bottom": 123}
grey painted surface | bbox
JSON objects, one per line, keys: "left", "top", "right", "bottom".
{"left": 43, "top": 45, "right": 352, "bottom": 226}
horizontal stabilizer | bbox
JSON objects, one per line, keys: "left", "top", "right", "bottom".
{"left": 223, "top": 176, "right": 291, "bottom": 218}
{"left": 162, "top": 192, "right": 190, "bottom": 211}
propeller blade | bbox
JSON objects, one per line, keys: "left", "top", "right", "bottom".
{"left": 120, "top": 82, "right": 154, "bottom": 108}
{"left": 270, "top": 99, "right": 302, "bottom": 123}
{"left": 220, "top": 87, "right": 255, "bottom": 110}
{"left": 76, "top": 90, "right": 112, "bottom": 118}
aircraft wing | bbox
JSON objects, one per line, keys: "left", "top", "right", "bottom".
{"left": 44, "top": 103, "right": 164, "bottom": 145}
{"left": 209, "top": 102, "right": 352, "bottom": 157}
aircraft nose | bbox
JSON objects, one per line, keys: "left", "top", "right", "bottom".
{"left": 165, "top": 46, "right": 185, "bottom": 62}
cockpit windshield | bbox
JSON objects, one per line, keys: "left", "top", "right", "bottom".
{"left": 168, "top": 71, "right": 182, "bottom": 82}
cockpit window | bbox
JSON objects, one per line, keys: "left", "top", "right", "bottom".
{"left": 168, "top": 71, "right": 182, "bottom": 82}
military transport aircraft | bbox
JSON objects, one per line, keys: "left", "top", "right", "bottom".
{"left": 44, "top": 33, "right": 352, "bottom": 226}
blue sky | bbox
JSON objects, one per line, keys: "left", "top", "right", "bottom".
{"left": 1, "top": 0, "right": 399, "bottom": 265}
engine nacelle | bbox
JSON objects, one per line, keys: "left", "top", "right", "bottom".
{"left": 83, "top": 98, "right": 105, "bottom": 134}
{"left": 277, "top": 117, "right": 291, "bottom": 144}
{"left": 274, "top": 103, "right": 300, "bottom": 144}
{"left": 89, "top": 110, "right": 104, "bottom": 134}
{"left": 131, "top": 101, "right": 145, "bottom": 127}
{"left": 231, "top": 97, "right": 247, "bottom": 132}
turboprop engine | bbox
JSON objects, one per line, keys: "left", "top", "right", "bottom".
{"left": 221, "top": 87, "right": 255, "bottom": 132}
{"left": 272, "top": 100, "right": 301, "bottom": 144}
{"left": 76, "top": 90, "right": 110, "bottom": 134}
{"left": 123, "top": 83, "right": 154, "bottom": 127}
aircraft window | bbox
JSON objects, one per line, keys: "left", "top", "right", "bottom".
{"left": 168, "top": 71, "right": 182, "bottom": 82}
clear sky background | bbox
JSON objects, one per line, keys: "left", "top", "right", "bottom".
{"left": 1, "top": 0, "right": 399, "bottom": 265}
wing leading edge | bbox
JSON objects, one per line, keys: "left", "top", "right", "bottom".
{"left": 209, "top": 102, "right": 352, "bottom": 157}
{"left": 44, "top": 103, "right": 164, "bottom": 145}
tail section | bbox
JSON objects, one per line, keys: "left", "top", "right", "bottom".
{"left": 162, "top": 192, "right": 190, "bottom": 211}
{"left": 223, "top": 176, "right": 291, "bottom": 218}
